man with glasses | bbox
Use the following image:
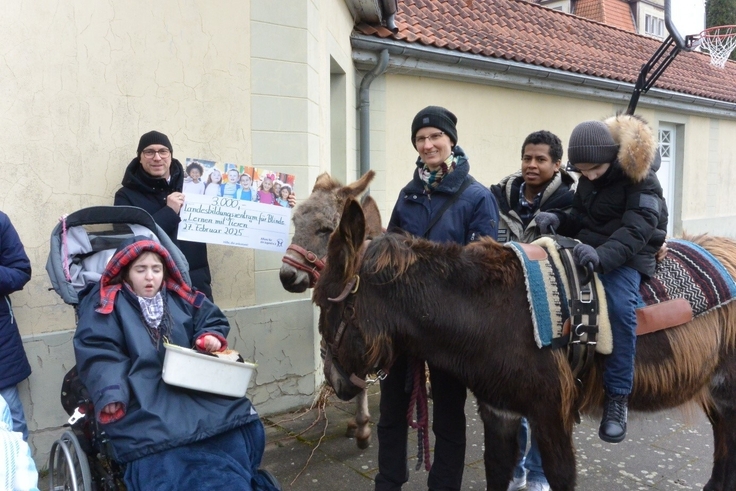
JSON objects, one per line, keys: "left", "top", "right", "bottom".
{"left": 114, "top": 131, "right": 213, "bottom": 300}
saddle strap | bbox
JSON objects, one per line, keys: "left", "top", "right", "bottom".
{"left": 557, "top": 246, "right": 599, "bottom": 381}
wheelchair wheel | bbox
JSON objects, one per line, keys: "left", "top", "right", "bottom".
{"left": 49, "top": 430, "right": 94, "bottom": 491}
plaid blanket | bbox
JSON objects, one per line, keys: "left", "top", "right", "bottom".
{"left": 639, "top": 239, "right": 736, "bottom": 316}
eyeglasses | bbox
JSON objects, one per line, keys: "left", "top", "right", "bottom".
{"left": 142, "top": 149, "right": 171, "bottom": 158}
{"left": 414, "top": 131, "right": 445, "bottom": 146}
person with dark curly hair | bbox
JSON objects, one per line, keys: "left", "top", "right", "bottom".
{"left": 183, "top": 161, "right": 205, "bottom": 195}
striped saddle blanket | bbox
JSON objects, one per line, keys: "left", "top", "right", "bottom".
{"left": 639, "top": 239, "right": 736, "bottom": 313}
{"left": 505, "top": 237, "right": 736, "bottom": 354}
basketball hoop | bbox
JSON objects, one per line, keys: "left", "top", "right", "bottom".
{"left": 694, "top": 25, "right": 736, "bottom": 68}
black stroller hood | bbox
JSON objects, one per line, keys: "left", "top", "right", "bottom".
{"left": 46, "top": 206, "right": 191, "bottom": 306}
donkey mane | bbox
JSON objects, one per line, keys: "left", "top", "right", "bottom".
{"left": 353, "top": 234, "right": 525, "bottom": 369}
{"left": 361, "top": 234, "right": 523, "bottom": 291}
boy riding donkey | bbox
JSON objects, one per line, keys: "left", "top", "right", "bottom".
{"left": 536, "top": 114, "right": 668, "bottom": 445}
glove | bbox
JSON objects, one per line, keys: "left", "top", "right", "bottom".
{"left": 573, "top": 243, "right": 599, "bottom": 270}
{"left": 535, "top": 212, "right": 560, "bottom": 234}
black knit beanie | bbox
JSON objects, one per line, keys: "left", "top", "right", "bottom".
{"left": 410, "top": 106, "right": 458, "bottom": 146}
{"left": 567, "top": 121, "right": 619, "bottom": 165}
{"left": 137, "top": 131, "right": 173, "bottom": 157}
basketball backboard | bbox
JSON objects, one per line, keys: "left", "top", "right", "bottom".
{"left": 663, "top": 0, "right": 703, "bottom": 50}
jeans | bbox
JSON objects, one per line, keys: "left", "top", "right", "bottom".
{"left": 513, "top": 418, "right": 547, "bottom": 484}
{"left": 0, "top": 384, "right": 29, "bottom": 441}
{"left": 375, "top": 353, "right": 467, "bottom": 491}
{"left": 598, "top": 265, "right": 641, "bottom": 395}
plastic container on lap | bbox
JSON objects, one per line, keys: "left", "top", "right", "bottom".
{"left": 162, "top": 343, "right": 256, "bottom": 398}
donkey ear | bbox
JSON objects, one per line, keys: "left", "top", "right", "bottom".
{"left": 338, "top": 170, "right": 375, "bottom": 199}
{"left": 312, "top": 172, "right": 341, "bottom": 192}
{"left": 337, "top": 197, "right": 366, "bottom": 251}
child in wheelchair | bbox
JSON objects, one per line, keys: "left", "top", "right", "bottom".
{"left": 47, "top": 206, "right": 280, "bottom": 491}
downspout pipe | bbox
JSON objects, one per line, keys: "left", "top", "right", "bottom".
{"left": 359, "top": 49, "right": 390, "bottom": 180}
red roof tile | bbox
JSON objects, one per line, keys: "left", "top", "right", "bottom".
{"left": 354, "top": 0, "right": 736, "bottom": 105}
{"left": 574, "top": 0, "right": 636, "bottom": 33}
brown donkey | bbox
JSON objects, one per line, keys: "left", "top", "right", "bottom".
{"left": 314, "top": 198, "right": 736, "bottom": 491}
{"left": 279, "top": 171, "right": 382, "bottom": 449}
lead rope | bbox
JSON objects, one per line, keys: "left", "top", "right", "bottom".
{"left": 406, "top": 358, "right": 431, "bottom": 471}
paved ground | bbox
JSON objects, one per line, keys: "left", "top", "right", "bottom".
{"left": 260, "top": 385, "right": 714, "bottom": 491}
{"left": 38, "top": 384, "right": 714, "bottom": 490}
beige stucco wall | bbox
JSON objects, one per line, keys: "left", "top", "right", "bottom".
{"left": 678, "top": 116, "right": 736, "bottom": 233}
{"left": 377, "top": 74, "right": 623, "bottom": 221}
{"left": 2, "top": 0, "right": 254, "bottom": 338}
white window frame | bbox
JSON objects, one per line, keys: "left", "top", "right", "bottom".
{"left": 645, "top": 14, "right": 664, "bottom": 38}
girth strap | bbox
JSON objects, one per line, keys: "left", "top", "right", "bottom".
{"left": 555, "top": 235, "right": 600, "bottom": 385}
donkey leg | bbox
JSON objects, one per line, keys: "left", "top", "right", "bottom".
{"left": 345, "top": 390, "right": 368, "bottom": 435}
{"left": 705, "top": 406, "right": 736, "bottom": 491}
{"left": 478, "top": 402, "right": 520, "bottom": 491}
{"left": 705, "top": 357, "right": 736, "bottom": 491}
{"left": 353, "top": 388, "right": 371, "bottom": 449}
{"left": 533, "top": 417, "right": 576, "bottom": 491}
{"left": 703, "top": 408, "right": 726, "bottom": 491}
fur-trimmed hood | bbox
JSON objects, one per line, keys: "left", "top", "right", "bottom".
{"left": 604, "top": 114, "right": 657, "bottom": 183}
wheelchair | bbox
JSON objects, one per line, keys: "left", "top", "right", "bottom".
{"left": 48, "top": 367, "right": 125, "bottom": 491}
{"left": 45, "top": 206, "right": 190, "bottom": 491}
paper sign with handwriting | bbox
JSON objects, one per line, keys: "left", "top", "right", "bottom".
{"left": 177, "top": 194, "right": 290, "bottom": 252}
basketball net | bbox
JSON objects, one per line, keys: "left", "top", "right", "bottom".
{"left": 696, "top": 25, "right": 736, "bottom": 68}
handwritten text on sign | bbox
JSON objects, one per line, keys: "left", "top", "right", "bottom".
{"left": 177, "top": 194, "right": 291, "bottom": 252}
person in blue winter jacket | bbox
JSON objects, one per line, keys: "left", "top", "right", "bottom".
{"left": 376, "top": 106, "right": 499, "bottom": 491}
{"left": 0, "top": 211, "right": 32, "bottom": 442}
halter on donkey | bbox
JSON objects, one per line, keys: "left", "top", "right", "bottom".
{"left": 279, "top": 170, "right": 383, "bottom": 451}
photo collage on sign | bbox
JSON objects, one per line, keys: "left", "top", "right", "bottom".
{"left": 183, "top": 158, "right": 296, "bottom": 208}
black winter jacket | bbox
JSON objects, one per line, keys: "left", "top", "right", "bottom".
{"left": 114, "top": 158, "right": 212, "bottom": 299}
{"left": 555, "top": 114, "right": 667, "bottom": 278}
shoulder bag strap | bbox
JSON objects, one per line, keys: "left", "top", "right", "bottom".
{"left": 423, "top": 177, "right": 474, "bottom": 238}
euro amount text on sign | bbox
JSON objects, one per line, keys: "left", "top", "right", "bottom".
{"left": 177, "top": 194, "right": 290, "bottom": 253}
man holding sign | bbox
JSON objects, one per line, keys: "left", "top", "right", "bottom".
{"left": 114, "top": 131, "right": 213, "bottom": 300}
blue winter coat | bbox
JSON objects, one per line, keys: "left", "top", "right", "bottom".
{"left": 388, "top": 146, "right": 499, "bottom": 244}
{"left": 74, "top": 284, "right": 259, "bottom": 463}
{"left": 0, "top": 212, "right": 32, "bottom": 390}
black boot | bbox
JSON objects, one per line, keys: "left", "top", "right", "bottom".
{"left": 599, "top": 393, "right": 628, "bottom": 443}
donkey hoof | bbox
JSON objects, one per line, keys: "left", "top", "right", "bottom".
{"left": 356, "top": 436, "right": 371, "bottom": 449}
{"left": 345, "top": 420, "right": 358, "bottom": 438}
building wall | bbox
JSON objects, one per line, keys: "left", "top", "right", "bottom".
{"left": 0, "top": 0, "right": 359, "bottom": 466}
